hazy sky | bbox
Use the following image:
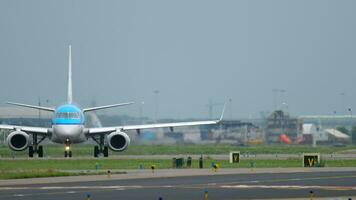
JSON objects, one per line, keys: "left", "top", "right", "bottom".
{"left": 0, "top": 0, "right": 355, "bottom": 119}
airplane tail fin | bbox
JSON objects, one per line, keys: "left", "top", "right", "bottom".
{"left": 67, "top": 45, "right": 73, "bottom": 104}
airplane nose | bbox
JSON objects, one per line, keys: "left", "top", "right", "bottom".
{"left": 53, "top": 125, "right": 83, "bottom": 142}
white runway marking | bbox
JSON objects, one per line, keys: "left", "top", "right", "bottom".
{"left": 1, "top": 184, "right": 356, "bottom": 192}
{"left": 162, "top": 185, "right": 174, "bottom": 188}
{"left": 220, "top": 184, "right": 356, "bottom": 191}
{"left": 0, "top": 187, "right": 28, "bottom": 190}
{"left": 0, "top": 185, "right": 142, "bottom": 191}
{"left": 2, "top": 184, "right": 356, "bottom": 191}
{"left": 39, "top": 186, "right": 142, "bottom": 190}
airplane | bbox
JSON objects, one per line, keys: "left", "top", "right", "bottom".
{"left": 0, "top": 46, "right": 224, "bottom": 158}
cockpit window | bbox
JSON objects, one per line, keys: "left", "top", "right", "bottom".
{"left": 56, "top": 112, "right": 80, "bottom": 119}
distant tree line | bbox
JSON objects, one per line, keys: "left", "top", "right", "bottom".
{"left": 336, "top": 126, "right": 356, "bottom": 144}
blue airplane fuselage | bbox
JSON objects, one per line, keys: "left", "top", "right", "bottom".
{"left": 51, "top": 104, "right": 86, "bottom": 143}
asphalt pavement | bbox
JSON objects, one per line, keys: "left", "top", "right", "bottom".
{"left": 0, "top": 169, "right": 356, "bottom": 200}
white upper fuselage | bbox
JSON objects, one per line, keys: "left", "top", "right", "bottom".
{"left": 50, "top": 104, "right": 86, "bottom": 143}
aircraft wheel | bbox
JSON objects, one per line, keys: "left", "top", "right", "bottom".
{"left": 29, "top": 146, "right": 34, "bottom": 157}
{"left": 103, "top": 146, "right": 109, "bottom": 157}
{"left": 94, "top": 146, "right": 99, "bottom": 157}
{"left": 38, "top": 146, "right": 43, "bottom": 158}
{"left": 69, "top": 151, "right": 72, "bottom": 158}
{"left": 64, "top": 151, "right": 68, "bottom": 158}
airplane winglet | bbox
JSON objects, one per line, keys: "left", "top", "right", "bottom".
{"left": 218, "top": 103, "right": 226, "bottom": 122}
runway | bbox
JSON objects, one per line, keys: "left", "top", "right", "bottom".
{"left": 0, "top": 170, "right": 356, "bottom": 200}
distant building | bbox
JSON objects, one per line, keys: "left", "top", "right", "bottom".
{"left": 265, "top": 110, "right": 303, "bottom": 143}
{"left": 302, "top": 124, "right": 328, "bottom": 144}
{"left": 0, "top": 107, "right": 52, "bottom": 119}
{"left": 0, "top": 107, "right": 51, "bottom": 127}
{"left": 324, "top": 129, "right": 350, "bottom": 143}
{"left": 200, "top": 120, "right": 263, "bottom": 144}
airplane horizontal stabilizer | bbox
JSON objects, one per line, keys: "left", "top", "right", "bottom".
{"left": 83, "top": 102, "right": 134, "bottom": 112}
{"left": 7, "top": 102, "right": 55, "bottom": 112}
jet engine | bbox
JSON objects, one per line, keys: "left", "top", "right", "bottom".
{"left": 7, "top": 131, "right": 30, "bottom": 151}
{"left": 106, "top": 131, "right": 130, "bottom": 152}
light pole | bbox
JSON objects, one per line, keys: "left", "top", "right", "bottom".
{"left": 348, "top": 108, "right": 353, "bottom": 145}
{"left": 38, "top": 97, "right": 41, "bottom": 127}
{"left": 229, "top": 98, "right": 232, "bottom": 120}
{"left": 272, "top": 89, "right": 278, "bottom": 110}
{"left": 340, "top": 92, "right": 346, "bottom": 114}
{"left": 139, "top": 101, "right": 145, "bottom": 124}
{"left": 154, "top": 90, "right": 160, "bottom": 122}
{"left": 280, "top": 89, "right": 286, "bottom": 105}
{"left": 272, "top": 89, "right": 286, "bottom": 110}
{"left": 38, "top": 98, "right": 50, "bottom": 127}
{"left": 282, "top": 102, "right": 288, "bottom": 113}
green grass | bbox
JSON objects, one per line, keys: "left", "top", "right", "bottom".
{"left": 0, "top": 169, "right": 75, "bottom": 179}
{"left": 0, "top": 168, "right": 125, "bottom": 180}
{"left": 1, "top": 144, "right": 354, "bottom": 180}
{"left": 1, "top": 158, "right": 356, "bottom": 179}
{"left": 1, "top": 158, "right": 356, "bottom": 171}
{"left": 118, "top": 144, "right": 356, "bottom": 155}
{"left": 0, "top": 144, "right": 355, "bottom": 157}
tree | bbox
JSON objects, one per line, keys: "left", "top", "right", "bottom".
{"left": 336, "top": 126, "right": 349, "bottom": 135}
{"left": 351, "top": 126, "right": 356, "bottom": 145}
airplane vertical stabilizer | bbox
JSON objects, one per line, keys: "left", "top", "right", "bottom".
{"left": 67, "top": 45, "right": 73, "bottom": 104}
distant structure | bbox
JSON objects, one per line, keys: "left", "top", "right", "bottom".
{"left": 0, "top": 107, "right": 52, "bottom": 119}
{"left": 324, "top": 129, "right": 350, "bottom": 143}
{"left": 206, "top": 100, "right": 224, "bottom": 119}
{"left": 265, "top": 110, "right": 303, "bottom": 143}
{"left": 0, "top": 107, "right": 51, "bottom": 127}
{"left": 199, "top": 120, "right": 263, "bottom": 145}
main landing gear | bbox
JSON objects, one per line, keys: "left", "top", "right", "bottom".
{"left": 91, "top": 135, "right": 109, "bottom": 158}
{"left": 64, "top": 138, "right": 72, "bottom": 158}
{"left": 28, "top": 133, "right": 46, "bottom": 158}
{"left": 94, "top": 145, "right": 109, "bottom": 157}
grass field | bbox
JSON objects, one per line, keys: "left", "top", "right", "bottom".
{"left": 0, "top": 144, "right": 355, "bottom": 179}
{"left": 1, "top": 158, "right": 356, "bottom": 179}
{"left": 0, "top": 169, "right": 75, "bottom": 179}
{"left": 2, "top": 158, "right": 356, "bottom": 171}
{"left": 0, "top": 144, "right": 355, "bottom": 157}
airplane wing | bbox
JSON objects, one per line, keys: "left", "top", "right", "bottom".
{"left": 0, "top": 124, "right": 49, "bottom": 135}
{"left": 87, "top": 120, "right": 220, "bottom": 135}
{"left": 88, "top": 104, "right": 225, "bottom": 135}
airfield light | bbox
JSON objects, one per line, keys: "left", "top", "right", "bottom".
{"left": 309, "top": 190, "right": 314, "bottom": 200}
{"left": 204, "top": 190, "right": 208, "bottom": 200}
{"left": 151, "top": 165, "right": 156, "bottom": 173}
{"left": 107, "top": 170, "right": 111, "bottom": 178}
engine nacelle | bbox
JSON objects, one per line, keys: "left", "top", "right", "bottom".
{"left": 7, "top": 131, "right": 30, "bottom": 151}
{"left": 106, "top": 131, "right": 130, "bottom": 152}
